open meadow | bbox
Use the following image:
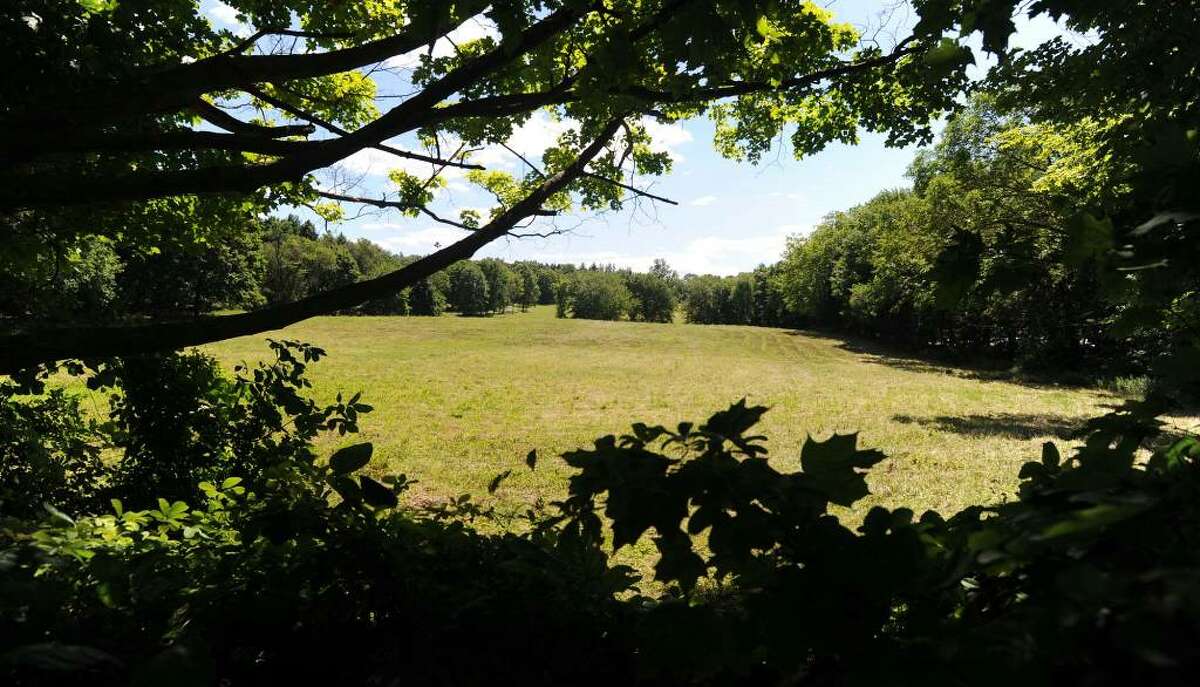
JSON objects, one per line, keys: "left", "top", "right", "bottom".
{"left": 205, "top": 306, "right": 1141, "bottom": 520}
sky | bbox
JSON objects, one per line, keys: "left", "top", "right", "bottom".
{"left": 202, "top": 1, "right": 1070, "bottom": 276}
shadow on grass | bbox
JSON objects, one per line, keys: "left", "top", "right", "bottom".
{"left": 785, "top": 328, "right": 1098, "bottom": 392}
{"left": 892, "top": 412, "right": 1084, "bottom": 440}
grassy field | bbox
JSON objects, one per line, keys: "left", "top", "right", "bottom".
{"left": 204, "top": 305, "right": 1148, "bottom": 522}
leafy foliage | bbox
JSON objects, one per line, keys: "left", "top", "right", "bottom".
{"left": 5, "top": 352, "right": 1197, "bottom": 683}
{"left": 556, "top": 270, "right": 634, "bottom": 321}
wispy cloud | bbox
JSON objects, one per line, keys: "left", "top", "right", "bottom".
{"left": 641, "top": 118, "right": 693, "bottom": 163}
{"left": 370, "top": 225, "right": 472, "bottom": 255}
{"left": 206, "top": 1, "right": 251, "bottom": 37}
{"left": 521, "top": 223, "right": 807, "bottom": 276}
{"left": 690, "top": 195, "right": 717, "bottom": 207}
{"left": 383, "top": 17, "right": 500, "bottom": 69}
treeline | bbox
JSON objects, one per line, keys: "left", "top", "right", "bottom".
{"left": 0, "top": 214, "right": 581, "bottom": 322}
{"left": 553, "top": 259, "right": 678, "bottom": 323}
{"left": 679, "top": 96, "right": 1192, "bottom": 380}
{"left": 259, "top": 216, "right": 561, "bottom": 317}
{"left": 678, "top": 266, "right": 790, "bottom": 328}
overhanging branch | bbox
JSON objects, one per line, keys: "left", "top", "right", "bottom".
{"left": 0, "top": 117, "right": 625, "bottom": 373}
{"left": 0, "top": 4, "right": 587, "bottom": 210}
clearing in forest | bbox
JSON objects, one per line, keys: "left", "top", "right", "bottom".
{"left": 206, "top": 306, "right": 1137, "bottom": 519}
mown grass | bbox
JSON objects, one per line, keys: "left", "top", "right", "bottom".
{"left": 204, "top": 305, "right": 1139, "bottom": 521}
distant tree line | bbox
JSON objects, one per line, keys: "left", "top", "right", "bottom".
{"left": 553, "top": 259, "right": 678, "bottom": 323}
{"left": 677, "top": 95, "right": 1195, "bottom": 383}
{"left": 0, "top": 214, "right": 585, "bottom": 322}
{"left": 4, "top": 94, "right": 1187, "bottom": 383}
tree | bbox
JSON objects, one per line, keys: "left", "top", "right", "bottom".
{"left": 536, "top": 268, "right": 561, "bottom": 306}
{"left": 0, "top": 0, "right": 969, "bottom": 372}
{"left": 478, "top": 259, "right": 514, "bottom": 314}
{"left": 118, "top": 229, "right": 266, "bottom": 317}
{"left": 625, "top": 272, "right": 676, "bottom": 323}
{"left": 561, "top": 271, "right": 632, "bottom": 321}
{"left": 0, "top": 236, "right": 121, "bottom": 324}
{"left": 682, "top": 275, "right": 725, "bottom": 324}
{"left": 409, "top": 277, "right": 446, "bottom": 316}
{"left": 726, "top": 276, "right": 755, "bottom": 325}
{"left": 516, "top": 264, "right": 541, "bottom": 312}
{"left": 261, "top": 234, "right": 362, "bottom": 307}
{"left": 447, "top": 262, "right": 490, "bottom": 316}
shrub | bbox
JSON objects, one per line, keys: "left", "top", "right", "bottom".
{"left": 3, "top": 352, "right": 1198, "bottom": 685}
{"left": 625, "top": 272, "right": 676, "bottom": 323}
{"left": 0, "top": 383, "right": 105, "bottom": 519}
{"left": 561, "top": 271, "right": 633, "bottom": 321}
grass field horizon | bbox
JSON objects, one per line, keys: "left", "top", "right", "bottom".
{"left": 203, "top": 305, "right": 1180, "bottom": 521}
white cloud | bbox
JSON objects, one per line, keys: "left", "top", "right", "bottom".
{"left": 690, "top": 195, "right": 717, "bottom": 207}
{"left": 206, "top": 1, "right": 251, "bottom": 37}
{"left": 370, "top": 225, "right": 472, "bottom": 254}
{"left": 522, "top": 223, "right": 806, "bottom": 277}
{"left": 384, "top": 17, "right": 499, "bottom": 69}
{"left": 335, "top": 145, "right": 470, "bottom": 198}
{"left": 641, "top": 118, "right": 693, "bottom": 163}
{"left": 470, "top": 111, "right": 576, "bottom": 169}
{"left": 208, "top": 1, "right": 240, "bottom": 25}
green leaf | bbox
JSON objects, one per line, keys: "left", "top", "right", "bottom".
{"left": 77, "top": 0, "right": 119, "bottom": 15}
{"left": 800, "top": 433, "right": 887, "bottom": 507}
{"left": 221, "top": 477, "right": 243, "bottom": 489}
{"left": 42, "top": 499, "right": 76, "bottom": 526}
{"left": 329, "top": 443, "right": 373, "bottom": 474}
{"left": 1064, "top": 212, "right": 1113, "bottom": 265}
{"left": 923, "top": 38, "right": 965, "bottom": 67}
{"left": 359, "top": 476, "right": 398, "bottom": 509}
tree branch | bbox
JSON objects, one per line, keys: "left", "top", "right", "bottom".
{"left": 0, "top": 117, "right": 625, "bottom": 372}
{"left": 191, "top": 99, "right": 316, "bottom": 138}
{"left": 245, "top": 86, "right": 484, "bottom": 171}
{"left": 4, "top": 5, "right": 486, "bottom": 133}
{"left": 582, "top": 171, "right": 678, "bottom": 205}
{"left": 0, "top": 4, "right": 588, "bottom": 209}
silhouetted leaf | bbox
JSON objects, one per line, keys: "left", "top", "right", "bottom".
{"left": 329, "top": 443, "right": 373, "bottom": 474}
{"left": 800, "top": 433, "right": 886, "bottom": 507}
{"left": 359, "top": 475, "right": 398, "bottom": 509}
{"left": 1, "top": 643, "right": 122, "bottom": 673}
{"left": 328, "top": 475, "right": 363, "bottom": 505}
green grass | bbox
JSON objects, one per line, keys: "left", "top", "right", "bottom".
{"left": 203, "top": 305, "right": 1134, "bottom": 520}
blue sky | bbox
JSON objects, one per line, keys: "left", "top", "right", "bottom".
{"left": 203, "top": 1, "right": 1069, "bottom": 275}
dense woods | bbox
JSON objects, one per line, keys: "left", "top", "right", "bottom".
{"left": 3, "top": 0, "right": 1200, "bottom": 685}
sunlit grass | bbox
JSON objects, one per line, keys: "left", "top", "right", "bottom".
{"left": 203, "top": 306, "right": 1136, "bottom": 521}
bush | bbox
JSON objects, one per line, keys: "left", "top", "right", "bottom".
{"left": 625, "top": 272, "right": 676, "bottom": 323}
{"left": 3, "top": 349, "right": 1198, "bottom": 685}
{"left": 0, "top": 383, "right": 105, "bottom": 519}
{"left": 561, "top": 272, "right": 632, "bottom": 321}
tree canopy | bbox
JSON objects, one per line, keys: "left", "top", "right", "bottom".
{"left": 1, "top": 0, "right": 977, "bottom": 371}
